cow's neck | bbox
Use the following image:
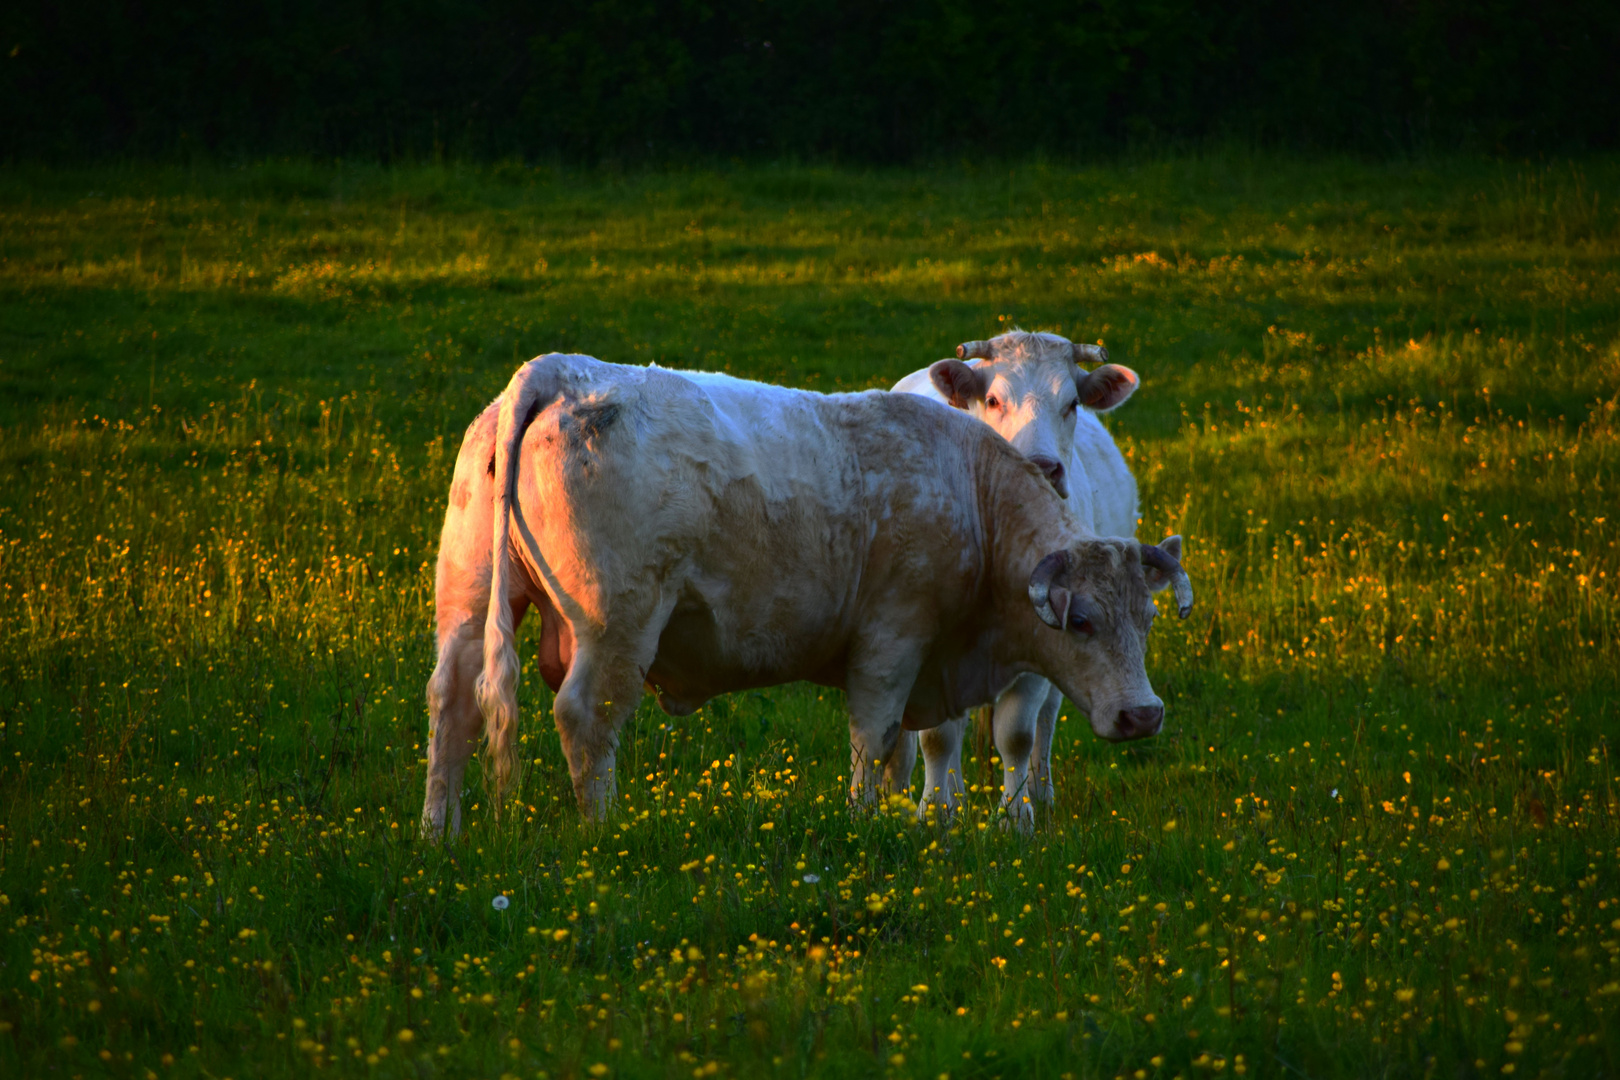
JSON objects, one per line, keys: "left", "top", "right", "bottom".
{"left": 976, "top": 438, "right": 1087, "bottom": 665}
{"left": 899, "top": 444, "right": 1080, "bottom": 726}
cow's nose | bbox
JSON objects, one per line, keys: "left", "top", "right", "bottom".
{"left": 1030, "top": 455, "right": 1068, "bottom": 499}
{"left": 1116, "top": 705, "right": 1164, "bottom": 739}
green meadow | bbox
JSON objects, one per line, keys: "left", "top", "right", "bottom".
{"left": 1, "top": 156, "right": 1617, "bottom": 1079}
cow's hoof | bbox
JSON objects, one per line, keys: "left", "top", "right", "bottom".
{"left": 916, "top": 798, "right": 959, "bottom": 824}
{"left": 999, "top": 803, "right": 1036, "bottom": 835}
{"left": 420, "top": 799, "right": 450, "bottom": 839}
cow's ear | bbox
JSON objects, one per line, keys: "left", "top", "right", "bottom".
{"left": 929, "top": 359, "right": 987, "bottom": 409}
{"left": 1076, "top": 363, "right": 1139, "bottom": 412}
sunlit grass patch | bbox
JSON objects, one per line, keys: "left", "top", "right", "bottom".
{"left": 1, "top": 155, "right": 1617, "bottom": 1078}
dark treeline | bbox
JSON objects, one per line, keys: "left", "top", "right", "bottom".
{"left": 4, "top": 0, "right": 1616, "bottom": 163}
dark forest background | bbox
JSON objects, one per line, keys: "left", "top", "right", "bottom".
{"left": 4, "top": 0, "right": 1616, "bottom": 163}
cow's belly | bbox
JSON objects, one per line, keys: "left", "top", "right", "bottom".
{"left": 644, "top": 578, "right": 852, "bottom": 714}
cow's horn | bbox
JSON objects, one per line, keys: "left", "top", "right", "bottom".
{"left": 1140, "top": 541, "right": 1194, "bottom": 619}
{"left": 1070, "top": 342, "right": 1110, "bottom": 366}
{"left": 957, "top": 340, "right": 995, "bottom": 360}
{"left": 1028, "top": 550, "right": 1071, "bottom": 629}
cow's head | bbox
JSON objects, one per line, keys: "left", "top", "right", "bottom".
{"left": 928, "top": 330, "right": 1138, "bottom": 500}
{"left": 1024, "top": 536, "right": 1192, "bottom": 741}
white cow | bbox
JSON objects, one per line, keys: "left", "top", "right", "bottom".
{"left": 420, "top": 353, "right": 1193, "bottom": 835}
{"left": 890, "top": 330, "right": 1180, "bottom": 821}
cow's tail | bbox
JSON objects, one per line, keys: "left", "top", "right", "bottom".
{"left": 474, "top": 357, "right": 560, "bottom": 813}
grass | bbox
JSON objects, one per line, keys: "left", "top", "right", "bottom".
{"left": 0, "top": 154, "right": 1618, "bottom": 1080}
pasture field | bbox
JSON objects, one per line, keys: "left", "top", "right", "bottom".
{"left": 1, "top": 156, "right": 1618, "bottom": 1080}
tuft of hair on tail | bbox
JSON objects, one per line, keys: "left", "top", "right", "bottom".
{"left": 473, "top": 356, "right": 559, "bottom": 816}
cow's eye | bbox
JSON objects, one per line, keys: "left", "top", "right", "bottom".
{"left": 1070, "top": 617, "right": 1095, "bottom": 636}
{"left": 1064, "top": 399, "right": 1078, "bottom": 415}
{"left": 986, "top": 395, "right": 1001, "bottom": 409}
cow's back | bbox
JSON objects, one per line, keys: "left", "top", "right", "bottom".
{"left": 516, "top": 361, "right": 982, "bottom": 704}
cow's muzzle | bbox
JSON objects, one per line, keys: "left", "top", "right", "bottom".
{"left": 1114, "top": 704, "right": 1164, "bottom": 740}
{"left": 1029, "top": 455, "right": 1068, "bottom": 500}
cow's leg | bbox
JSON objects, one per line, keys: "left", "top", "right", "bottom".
{"left": 845, "top": 640, "right": 924, "bottom": 808}
{"left": 847, "top": 713, "right": 907, "bottom": 809}
{"left": 422, "top": 621, "right": 484, "bottom": 838}
{"left": 550, "top": 599, "right": 670, "bottom": 820}
{"left": 991, "top": 672, "right": 1049, "bottom": 834}
{"left": 423, "top": 401, "right": 505, "bottom": 840}
{"left": 917, "top": 716, "right": 967, "bottom": 822}
{"left": 422, "top": 589, "right": 530, "bottom": 837}
{"left": 1028, "top": 682, "right": 1064, "bottom": 806}
{"left": 551, "top": 647, "right": 645, "bottom": 821}
{"left": 885, "top": 731, "right": 918, "bottom": 800}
